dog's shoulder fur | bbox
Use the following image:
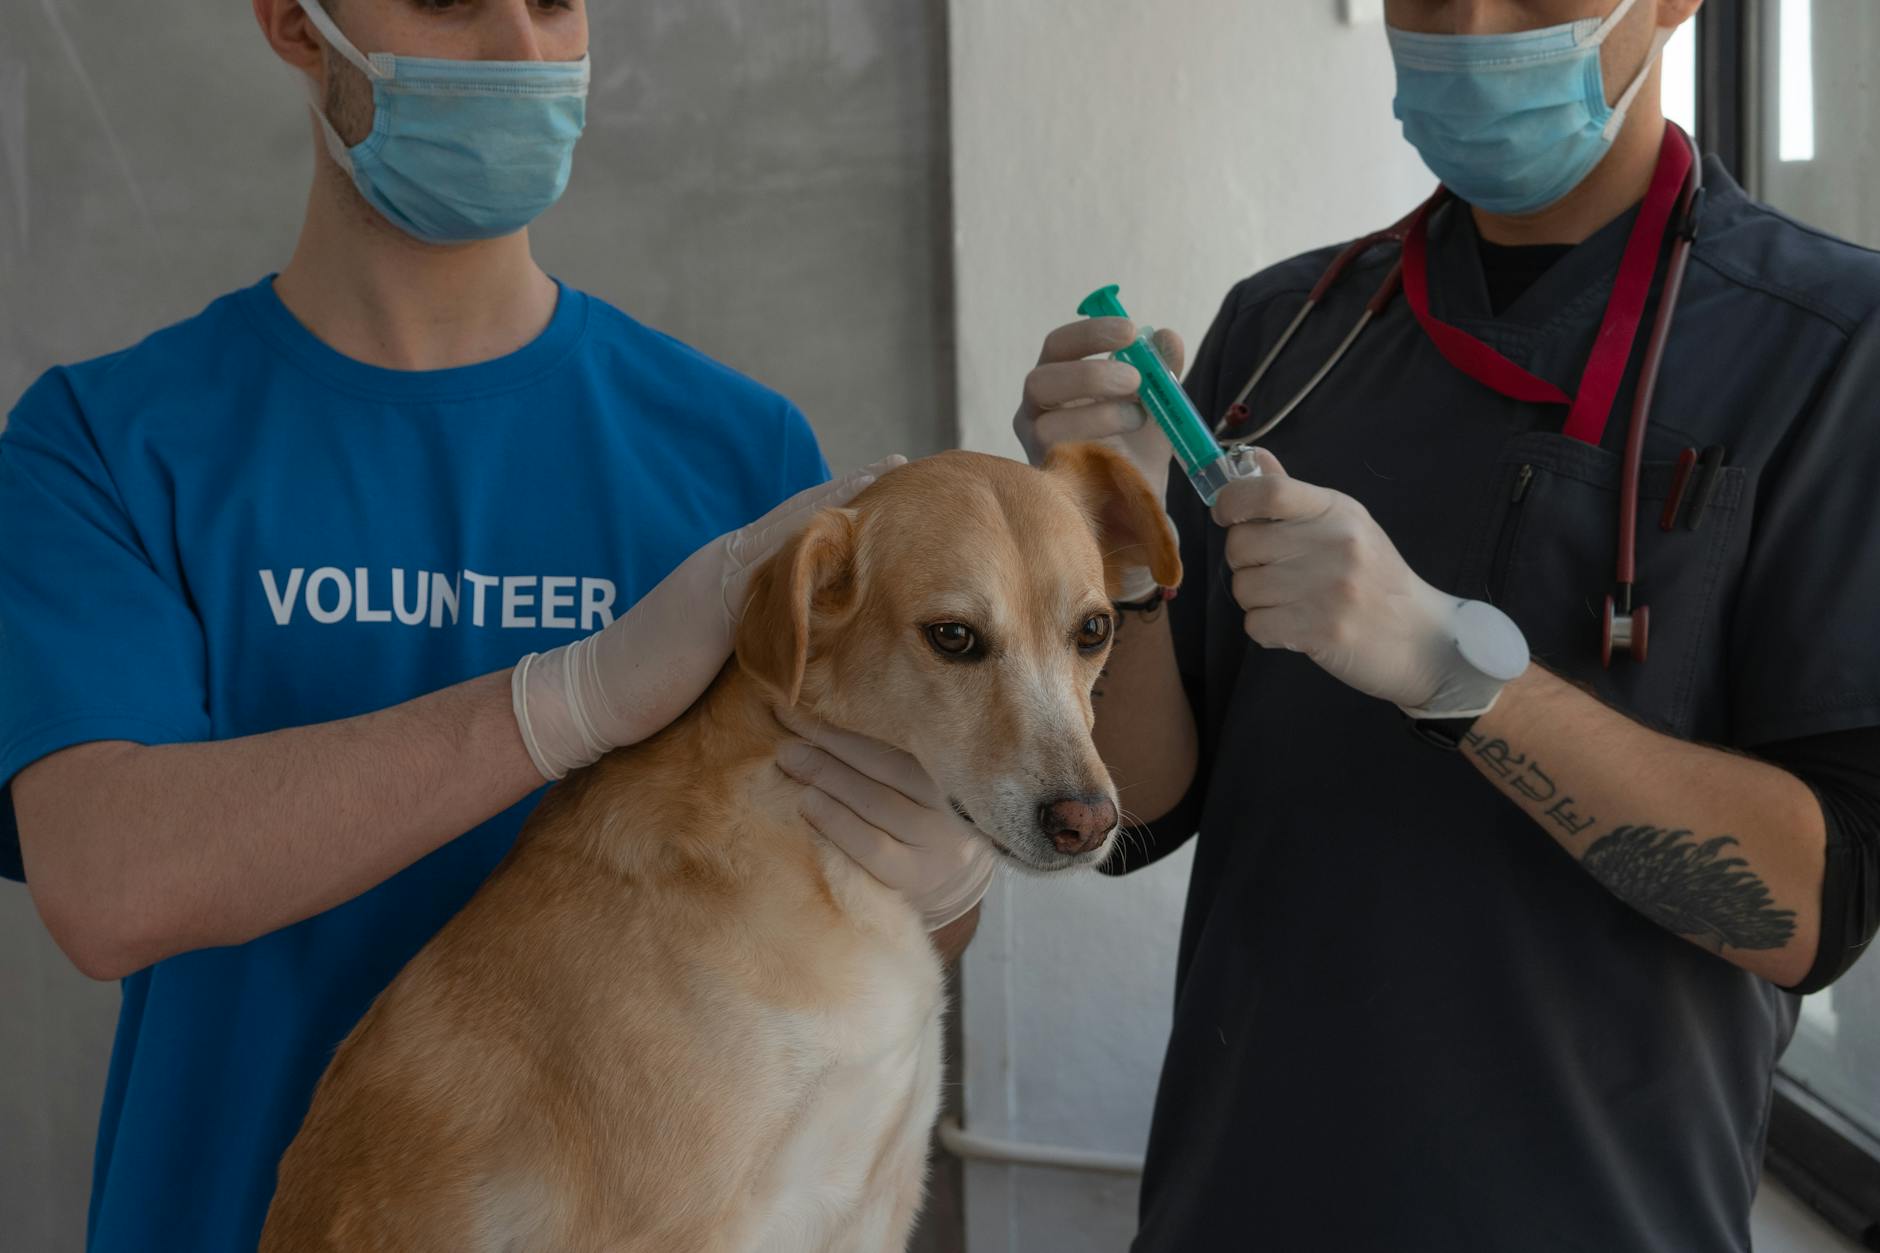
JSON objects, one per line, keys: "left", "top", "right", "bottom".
{"left": 262, "top": 665, "right": 943, "bottom": 1253}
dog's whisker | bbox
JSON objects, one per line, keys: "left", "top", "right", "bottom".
{"left": 1112, "top": 806, "right": 1157, "bottom": 866}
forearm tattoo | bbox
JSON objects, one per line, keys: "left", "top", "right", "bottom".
{"left": 1463, "top": 734, "right": 1796, "bottom": 954}
{"left": 1463, "top": 733, "right": 1597, "bottom": 836}
{"left": 1580, "top": 826, "right": 1797, "bottom": 952}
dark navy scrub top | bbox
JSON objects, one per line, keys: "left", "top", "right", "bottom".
{"left": 1115, "top": 159, "right": 1880, "bottom": 1253}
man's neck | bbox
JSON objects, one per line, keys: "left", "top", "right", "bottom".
{"left": 1472, "top": 108, "right": 1670, "bottom": 248}
{"left": 272, "top": 156, "right": 560, "bottom": 373}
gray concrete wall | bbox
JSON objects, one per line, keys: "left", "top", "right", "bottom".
{"left": 0, "top": 2, "right": 954, "bottom": 1249}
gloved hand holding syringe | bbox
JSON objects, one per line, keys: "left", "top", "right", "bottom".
{"left": 1076, "top": 284, "right": 1527, "bottom": 723}
{"left": 1077, "top": 285, "right": 1260, "bottom": 505}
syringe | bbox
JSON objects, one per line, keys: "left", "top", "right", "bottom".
{"left": 1078, "top": 285, "right": 1256, "bottom": 506}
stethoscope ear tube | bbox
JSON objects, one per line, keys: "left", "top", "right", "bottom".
{"left": 1214, "top": 192, "right": 1447, "bottom": 446}
{"left": 1218, "top": 299, "right": 1316, "bottom": 438}
{"left": 1225, "top": 308, "right": 1379, "bottom": 449}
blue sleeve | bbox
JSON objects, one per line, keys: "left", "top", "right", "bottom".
{"left": 778, "top": 400, "right": 833, "bottom": 498}
{"left": 0, "top": 370, "right": 211, "bottom": 882}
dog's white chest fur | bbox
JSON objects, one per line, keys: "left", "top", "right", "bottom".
{"left": 733, "top": 850, "right": 947, "bottom": 1253}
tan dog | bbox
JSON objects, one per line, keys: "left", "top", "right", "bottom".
{"left": 259, "top": 445, "right": 1181, "bottom": 1253}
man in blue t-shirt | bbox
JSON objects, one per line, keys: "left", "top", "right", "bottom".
{"left": 0, "top": 2, "right": 990, "bottom": 1248}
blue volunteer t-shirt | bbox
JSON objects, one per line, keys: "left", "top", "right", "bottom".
{"left": 0, "top": 276, "right": 830, "bottom": 1251}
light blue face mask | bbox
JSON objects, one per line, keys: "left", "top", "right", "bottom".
{"left": 1387, "top": 0, "right": 1671, "bottom": 216}
{"left": 296, "top": 0, "right": 589, "bottom": 244}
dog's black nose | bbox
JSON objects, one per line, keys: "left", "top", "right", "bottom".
{"left": 1037, "top": 795, "right": 1118, "bottom": 855}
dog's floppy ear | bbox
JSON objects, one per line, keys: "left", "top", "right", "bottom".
{"left": 735, "top": 508, "right": 859, "bottom": 706}
{"left": 1044, "top": 442, "right": 1183, "bottom": 598}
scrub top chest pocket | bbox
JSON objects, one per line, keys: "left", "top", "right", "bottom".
{"left": 1463, "top": 430, "right": 1750, "bottom": 740}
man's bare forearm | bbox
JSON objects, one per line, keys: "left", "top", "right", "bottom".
{"left": 13, "top": 669, "right": 543, "bottom": 980}
{"left": 1466, "top": 667, "right": 1825, "bottom": 987}
{"left": 1093, "top": 604, "right": 1199, "bottom": 827}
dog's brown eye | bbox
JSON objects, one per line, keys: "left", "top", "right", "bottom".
{"left": 926, "top": 622, "right": 979, "bottom": 658}
{"left": 1077, "top": 615, "right": 1114, "bottom": 652}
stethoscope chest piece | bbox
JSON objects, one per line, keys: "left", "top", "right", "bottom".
{"left": 1602, "top": 596, "right": 1650, "bottom": 667}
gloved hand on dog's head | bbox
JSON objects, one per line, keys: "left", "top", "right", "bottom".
{"left": 511, "top": 457, "right": 906, "bottom": 782}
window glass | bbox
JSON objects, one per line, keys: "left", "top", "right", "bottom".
{"left": 1755, "top": 0, "right": 1880, "bottom": 248}
{"left": 1663, "top": 18, "right": 1698, "bottom": 136}
{"left": 1751, "top": 0, "right": 1880, "bottom": 1158}
{"left": 1783, "top": 959, "right": 1880, "bottom": 1149}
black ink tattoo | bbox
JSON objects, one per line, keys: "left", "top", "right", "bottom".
{"left": 1581, "top": 826, "right": 1797, "bottom": 953}
{"left": 1465, "top": 735, "right": 1597, "bottom": 837}
{"left": 1509, "top": 761, "right": 1557, "bottom": 804}
{"left": 1543, "top": 794, "right": 1597, "bottom": 838}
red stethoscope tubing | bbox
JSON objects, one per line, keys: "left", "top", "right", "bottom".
{"left": 1617, "top": 152, "right": 1704, "bottom": 592}
{"left": 1599, "top": 149, "right": 1702, "bottom": 665}
{"left": 1217, "top": 124, "right": 1705, "bottom": 667}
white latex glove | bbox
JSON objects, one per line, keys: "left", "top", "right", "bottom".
{"left": 512, "top": 456, "right": 905, "bottom": 780}
{"left": 1214, "top": 448, "right": 1529, "bottom": 719}
{"left": 774, "top": 715, "right": 998, "bottom": 931}
{"left": 1014, "top": 317, "right": 1184, "bottom": 602}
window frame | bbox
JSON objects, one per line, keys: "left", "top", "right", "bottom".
{"left": 1702, "top": 1, "right": 1880, "bottom": 1241}
{"left": 1698, "top": 0, "right": 1754, "bottom": 190}
{"left": 1765, "top": 1076, "right": 1880, "bottom": 1248}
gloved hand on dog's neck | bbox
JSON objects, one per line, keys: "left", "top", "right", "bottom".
{"left": 773, "top": 709, "right": 997, "bottom": 932}
{"left": 510, "top": 457, "right": 905, "bottom": 783}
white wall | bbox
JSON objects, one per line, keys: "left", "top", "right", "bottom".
{"left": 948, "top": 2, "right": 1427, "bottom": 1248}
{"left": 949, "top": 0, "right": 1430, "bottom": 455}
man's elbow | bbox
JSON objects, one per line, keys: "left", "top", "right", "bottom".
{"left": 54, "top": 931, "right": 143, "bottom": 984}
{"left": 18, "top": 819, "right": 170, "bottom": 981}
{"left": 28, "top": 869, "right": 165, "bottom": 982}
{"left": 14, "top": 744, "right": 183, "bottom": 980}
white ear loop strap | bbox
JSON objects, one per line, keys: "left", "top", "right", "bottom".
{"left": 1603, "top": 24, "right": 1675, "bottom": 139}
{"left": 295, "top": 0, "right": 387, "bottom": 81}
{"left": 1586, "top": 0, "right": 1643, "bottom": 45}
{"left": 292, "top": 0, "right": 381, "bottom": 170}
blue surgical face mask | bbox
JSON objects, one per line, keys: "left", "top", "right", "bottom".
{"left": 295, "top": 0, "right": 589, "bottom": 244}
{"left": 1387, "top": 0, "right": 1671, "bottom": 216}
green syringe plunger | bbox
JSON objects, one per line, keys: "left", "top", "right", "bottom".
{"left": 1078, "top": 285, "right": 1241, "bottom": 505}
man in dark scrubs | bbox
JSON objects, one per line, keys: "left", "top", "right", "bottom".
{"left": 1014, "top": 0, "right": 1880, "bottom": 1249}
